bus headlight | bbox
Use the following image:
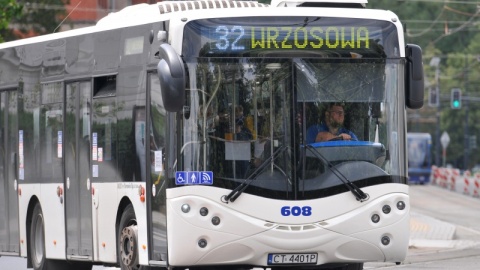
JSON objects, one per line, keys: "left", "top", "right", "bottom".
{"left": 211, "top": 216, "right": 220, "bottom": 226}
{"left": 381, "top": 235, "right": 391, "bottom": 246}
{"left": 200, "top": 207, "right": 209, "bottom": 216}
{"left": 371, "top": 214, "right": 380, "bottom": 223}
{"left": 397, "top": 201, "right": 406, "bottom": 210}
{"left": 181, "top": 204, "right": 190, "bottom": 213}
{"left": 198, "top": 238, "right": 207, "bottom": 248}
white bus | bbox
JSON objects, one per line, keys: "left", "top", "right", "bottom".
{"left": 0, "top": 1, "right": 424, "bottom": 269}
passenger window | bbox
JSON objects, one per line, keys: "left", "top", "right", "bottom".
{"left": 40, "top": 82, "right": 63, "bottom": 182}
{"left": 92, "top": 76, "right": 118, "bottom": 181}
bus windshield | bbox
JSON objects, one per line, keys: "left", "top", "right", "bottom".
{"left": 176, "top": 57, "right": 406, "bottom": 200}
{"left": 175, "top": 16, "right": 407, "bottom": 200}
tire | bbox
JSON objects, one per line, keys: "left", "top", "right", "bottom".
{"left": 30, "top": 203, "right": 93, "bottom": 270}
{"left": 30, "top": 203, "right": 47, "bottom": 270}
{"left": 118, "top": 204, "right": 140, "bottom": 270}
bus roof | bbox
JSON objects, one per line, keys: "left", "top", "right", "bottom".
{"left": 97, "top": 1, "right": 268, "bottom": 28}
{"left": 270, "top": 0, "right": 367, "bottom": 8}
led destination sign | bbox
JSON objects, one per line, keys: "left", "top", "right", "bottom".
{"left": 183, "top": 17, "right": 398, "bottom": 57}
{"left": 211, "top": 25, "right": 371, "bottom": 51}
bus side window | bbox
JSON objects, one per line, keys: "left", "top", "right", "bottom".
{"left": 92, "top": 76, "right": 118, "bottom": 181}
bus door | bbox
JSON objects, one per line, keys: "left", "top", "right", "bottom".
{"left": 64, "top": 81, "right": 93, "bottom": 260}
{"left": 147, "top": 73, "right": 168, "bottom": 261}
{"left": 0, "top": 90, "right": 20, "bottom": 255}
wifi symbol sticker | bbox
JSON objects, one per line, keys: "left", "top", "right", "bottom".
{"left": 199, "top": 171, "right": 213, "bottom": 185}
{"left": 176, "top": 171, "right": 213, "bottom": 185}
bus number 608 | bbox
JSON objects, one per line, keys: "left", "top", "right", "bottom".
{"left": 281, "top": 206, "right": 312, "bottom": 216}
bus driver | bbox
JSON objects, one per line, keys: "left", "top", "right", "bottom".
{"left": 306, "top": 103, "right": 358, "bottom": 143}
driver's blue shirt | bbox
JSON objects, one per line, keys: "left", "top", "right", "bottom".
{"left": 306, "top": 123, "right": 358, "bottom": 144}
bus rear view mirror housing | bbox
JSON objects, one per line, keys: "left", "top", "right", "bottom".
{"left": 157, "top": 43, "right": 186, "bottom": 112}
{"left": 405, "top": 44, "right": 424, "bottom": 109}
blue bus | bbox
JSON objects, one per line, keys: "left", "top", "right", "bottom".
{"left": 407, "top": 133, "right": 433, "bottom": 184}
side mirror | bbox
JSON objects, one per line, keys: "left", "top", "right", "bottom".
{"left": 157, "top": 43, "right": 185, "bottom": 112}
{"left": 405, "top": 44, "right": 424, "bottom": 109}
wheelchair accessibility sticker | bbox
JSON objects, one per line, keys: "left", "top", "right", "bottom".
{"left": 176, "top": 171, "right": 213, "bottom": 185}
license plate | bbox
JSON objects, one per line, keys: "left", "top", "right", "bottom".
{"left": 268, "top": 253, "right": 318, "bottom": 265}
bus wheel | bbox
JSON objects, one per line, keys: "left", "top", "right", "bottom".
{"left": 118, "top": 204, "right": 140, "bottom": 270}
{"left": 29, "top": 203, "right": 93, "bottom": 270}
{"left": 30, "top": 203, "right": 47, "bottom": 270}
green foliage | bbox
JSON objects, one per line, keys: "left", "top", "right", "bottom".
{"left": 0, "top": 0, "right": 22, "bottom": 42}
{"left": 17, "top": 0, "right": 69, "bottom": 34}
{"left": 368, "top": 0, "right": 480, "bottom": 169}
{"left": 368, "top": 0, "right": 478, "bottom": 55}
{"left": 0, "top": 0, "right": 69, "bottom": 42}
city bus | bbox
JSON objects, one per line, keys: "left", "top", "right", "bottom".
{"left": 0, "top": 0, "right": 424, "bottom": 269}
{"left": 407, "top": 133, "right": 432, "bottom": 184}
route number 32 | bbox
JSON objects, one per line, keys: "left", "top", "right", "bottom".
{"left": 215, "top": 25, "right": 245, "bottom": 51}
{"left": 281, "top": 206, "right": 312, "bottom": 216}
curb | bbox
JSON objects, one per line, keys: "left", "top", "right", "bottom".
{"left": 409, "top": 212, "right": 480, "bottom": 251}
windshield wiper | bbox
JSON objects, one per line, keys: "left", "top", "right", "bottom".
{"left": 222, "top": 145, "right": 287, "bottom": 203}
{"left": 305, "top": 144, "right": 369, "bottom": 202}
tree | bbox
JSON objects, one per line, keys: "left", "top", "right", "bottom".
{"left": 0, "top": 0, "right": 69, "bottom": 42}
{"left": 368, "top": 0, "right": 479, "bottom": 169}
{"left": 0, "top": 0, "right": 22, "bottom": 42}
